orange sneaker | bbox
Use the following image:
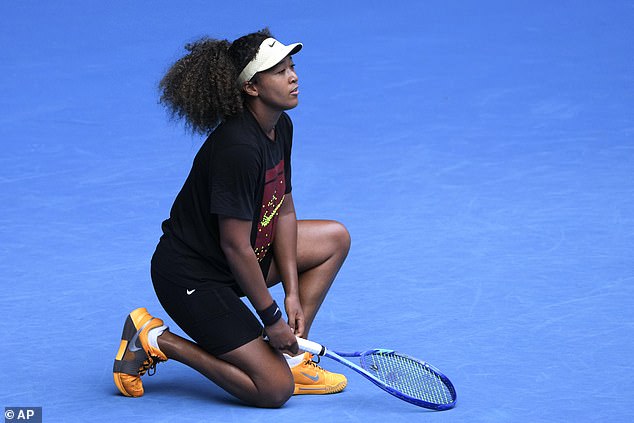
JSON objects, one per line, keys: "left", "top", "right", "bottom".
{"left": 113, "top": 307, "right": 167, "bottom": 397}
{"left": 291, "top": 353, "right": 347, "bottom": 395}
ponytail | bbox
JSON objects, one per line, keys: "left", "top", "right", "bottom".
{"left": 159, "top": 37, "right": 243, "bottom": 135}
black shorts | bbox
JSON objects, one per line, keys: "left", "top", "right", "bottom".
{"left": 151, "top": 265, "right": 264, "bottom": 356}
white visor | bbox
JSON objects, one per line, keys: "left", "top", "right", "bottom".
{"left": 237, "top": 37, "right": 302, "bottom": 85}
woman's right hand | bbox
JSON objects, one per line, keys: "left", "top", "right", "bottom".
{"left": 265, "top": 319, "right": 299, "bottom": 355}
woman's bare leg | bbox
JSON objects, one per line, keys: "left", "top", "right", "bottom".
{"left": 267, "top": 219, "right": 351, "bottom": 335}
{"left": 157, "top": 332, "right": 294, "bottom": 408}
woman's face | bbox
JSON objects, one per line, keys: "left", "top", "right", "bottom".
{"left": 250, "top": 56, "right": 299, "bottom": 111}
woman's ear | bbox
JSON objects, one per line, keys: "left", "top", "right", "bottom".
{"left": 242, "top": 80, "right": 258, "bottom": 97}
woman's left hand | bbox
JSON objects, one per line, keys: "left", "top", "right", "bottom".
{"left": 284, "top": 295, "right": 305, "bottom": 338}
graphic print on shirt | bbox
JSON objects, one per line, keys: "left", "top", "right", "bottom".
{"left": 254, "top": 160, "right": 285, "bottom": 261}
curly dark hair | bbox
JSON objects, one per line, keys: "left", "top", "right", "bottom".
{"left": 159, "top": 28, "right": 272, "bottom": 135}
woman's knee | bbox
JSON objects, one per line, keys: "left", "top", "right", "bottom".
{"left": 296, "top": 220, "right": 351, "bottom": 269}
{"left": 328, "top": 220, "right": 351, "bottom": 256}
{"left": 253, "top": 375, "right": 294, "bottom": 408}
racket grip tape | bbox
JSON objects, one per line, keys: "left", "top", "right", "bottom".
{"left": 296, "top": 337, "right": 326, "bottom": 356}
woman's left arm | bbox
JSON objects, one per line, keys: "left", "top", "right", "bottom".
{"left": 273, "top": 192, "right": 305, "bottom": 337}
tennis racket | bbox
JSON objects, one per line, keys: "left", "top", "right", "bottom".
{"left": 297, "top": 337, "right": 456, "bottom": 410}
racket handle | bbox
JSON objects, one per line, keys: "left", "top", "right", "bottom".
{"left": 297, "top": 337, "right": 326, "bottom": 356}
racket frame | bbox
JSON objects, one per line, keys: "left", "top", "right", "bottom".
{"left": 297, "top": 337, "right": 456, "bottom": 411}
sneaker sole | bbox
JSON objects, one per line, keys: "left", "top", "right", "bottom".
{"left": 294, "top": 380, "right": 347, "bottom": 395}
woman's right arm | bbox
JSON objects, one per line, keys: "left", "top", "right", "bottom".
{"left": 218, "top": 215, "right": 298, "bottom": 354}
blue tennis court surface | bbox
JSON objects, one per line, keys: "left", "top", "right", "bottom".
{"left": 1, "top": 1, "right": 633, "bottom": 422}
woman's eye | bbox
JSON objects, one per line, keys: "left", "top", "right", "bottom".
{"left": 275, "top": 63, "right": 295, "bottom": 74}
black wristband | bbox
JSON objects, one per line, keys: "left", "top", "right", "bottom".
{"left": 257, "top": 300, "right": 283, "bottom": 327}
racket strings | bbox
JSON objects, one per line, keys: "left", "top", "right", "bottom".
{"left": 362, "top": 352, "right": 454, "bottom": 405}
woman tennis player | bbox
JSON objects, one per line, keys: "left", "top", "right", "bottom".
{"left": 112, "top": 28, "right": 350, "bottom": 407}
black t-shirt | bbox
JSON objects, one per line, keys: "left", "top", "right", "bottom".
{"left": 153, "top": 109, "right": 293, "bottom": 288}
